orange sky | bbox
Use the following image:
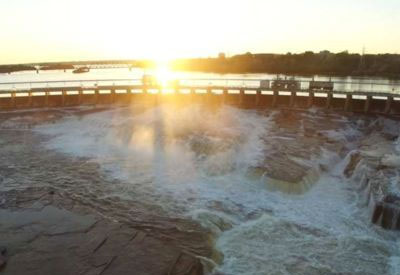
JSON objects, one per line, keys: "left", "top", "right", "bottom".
{"left": 1, "top": 0, "right": 399, "bottom": 64}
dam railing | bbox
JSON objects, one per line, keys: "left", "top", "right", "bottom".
{"left": 0, "top": 78, "right": 399, "bottom": 114}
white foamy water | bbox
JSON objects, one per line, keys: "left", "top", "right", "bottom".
{"left": 35, "top": 105, "right": 400, "bottom": 275}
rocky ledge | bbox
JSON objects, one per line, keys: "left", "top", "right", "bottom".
{"left": 343, "top": 117, "right": 400, "bottom": 230}
{"left": 249, "top": 109, "right": 348, "bottom": 194}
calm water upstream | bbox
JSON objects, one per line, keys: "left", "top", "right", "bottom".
{"left": 1, "top": 68, "right": 400, "bottom": 94}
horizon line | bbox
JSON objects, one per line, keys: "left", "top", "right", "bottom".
{"left": 2, "top": 50, "right": 400, "bottom": 67}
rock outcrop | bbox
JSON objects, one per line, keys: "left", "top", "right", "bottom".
{"left": 249, "top": 110, "right": 347, "bottom": 194}
{"left": 0, "top": 246, "right": 6, "bottom": 270}
{"left": 343, "top": 117, "right": 400, "bottom": 231}
{"left": 372, "top": 194, "right": 400, "bottom": 230}
{"left": 0, "top": 204, "right": 205, "bottom": 275}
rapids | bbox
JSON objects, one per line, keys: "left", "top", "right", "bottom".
{"left": 35, "top": 104, "right": 400, "bottom": 275}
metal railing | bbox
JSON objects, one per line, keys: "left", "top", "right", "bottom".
{"left": 0, "top": 78, "right": 399, "bottom": 95}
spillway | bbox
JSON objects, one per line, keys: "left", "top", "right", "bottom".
{"left": 30, "top": 103, "right": 400, "bottom": 274}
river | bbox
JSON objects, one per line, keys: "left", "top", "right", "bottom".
{"left": 1, "top": 68, "right": 400, "bottom": 94}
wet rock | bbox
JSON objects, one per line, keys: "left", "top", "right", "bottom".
{"left": 191, "top": 210, "right": 235, "bottom": 235}
{"left": 0, "top": 205, "right": 97, "bottom": 236}
{"left": 380, "top": 154, "right": 400, "bottom": 168}
{"left": 0, "top": 255, "right": 6, "bottom": 270}
{"left": 372, "top": 195, "right": 400, "bottom": 230}
{"left": 0, "top": 246, "right": 7, "bottom": 270}
{"left": 372, "top": 202, "right": 383, "bottom": 224}
{"left": 246, "top": 110, "right": 347, "bottom": 194}
{"left": 383, "top": 193, "right": 400, "bottom": 205}
{"left": 249, "top": 162, "right": 321, "bottom": 195}
{"left": 168, "top": 253, "right": 204, "bottom": 275}
{"left": 1, "top": 210, "right": 208, "bottom": 275}
{"left": 344, "top": 151, "right": 362, "bottom": 178}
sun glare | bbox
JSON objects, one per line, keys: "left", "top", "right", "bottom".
{"left": 152, "top": 60, "right": 178, "bottom": 93}
{"left": 154, "top": 61, "right": 172, "bottom": 85}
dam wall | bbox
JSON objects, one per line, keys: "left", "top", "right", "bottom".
{"left": 0, "top": 83, "right": 400, "bottom": 115}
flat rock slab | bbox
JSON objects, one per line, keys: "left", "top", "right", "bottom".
{"left": 0, "top": 205, "right": 97, "bottom": 234}
{"left": 0, "top": 206, "right": 203, "bottom": 275}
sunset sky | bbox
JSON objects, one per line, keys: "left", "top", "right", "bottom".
{"left": 1, "top": 0, "right": 399, "bottom": 64}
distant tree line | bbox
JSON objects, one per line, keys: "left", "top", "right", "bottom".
{"left": 170, "top": 51, "right": 400, "bottom": 78}
{"left": 0, "top": 64, "right": 75, "bottom": 73}
{"left": 0, "top": 65, "right": 36, "bottom": 74}
{"left": 0, "top": 60, "right": 150, "bottom": 74}
{"left": 2, "top": 51, "right": 400, "bottom": 78}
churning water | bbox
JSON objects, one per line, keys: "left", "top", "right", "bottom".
{"left": 36, "top": 104, "right": 400, "bottom": 275}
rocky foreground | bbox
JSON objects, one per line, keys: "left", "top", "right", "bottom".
{"left": 0, "top": 106, "right": 399, "bottom": 274}
{"left": 0, "top": 108, "right": 211, "bottom": 275}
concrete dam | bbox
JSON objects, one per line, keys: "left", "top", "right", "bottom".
{"left": 1, "top": 78, "right": 400, "bottom": 114}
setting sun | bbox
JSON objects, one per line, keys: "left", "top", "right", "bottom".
{"left": 153, "top": 60, "right": 175, "bottom": 88}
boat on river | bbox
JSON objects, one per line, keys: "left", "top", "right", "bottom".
{"left": 72, "top": 67, "right": 90, "bottom": 74}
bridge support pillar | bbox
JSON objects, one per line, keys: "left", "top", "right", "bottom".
{"left": 364, "top": 95, "right": 372, "bottom": 113}
{"left": 326, "top": 92, "right": 333, "bottom": 109}
{"left": 222, "top": 89, "right": 227, "bottom": 104}
{"left": 110, "top": 89, "right": 116, "bottom": 104}
{"left": 239, "top": 89, "right": 245, "bottom": 106}
{"left": 190, "top": 88, "right": 195, "bottom": 104}
{"left": 345, "top": 94, "right": 352, "bottom": 112}
{"left": 385, "top": 96, "right": 393, "bottom": 114}
{"left": 11, "top": 93, "right": 16, "bottom": 109}
{"left": 307, "top": 91, "right": 314, "bottom": 108}
{"left": 290, "top": 91, "right": 296, "bottom": 107}
{"left": 255, "top": 89, "right": 261, "bottom": 107}
{"left": 272, "top": 90, "right": 278, "bottom": 107}
{"left": 206, "top": 88, "right": 212, "bottom": 105}
{"left": 45, "top": 92, "right": 49, "bottom": 107}
{"left": 28, "top": 92, "right": 32, "bottom": 107}
{"left": 126, "top": 88, "right": 132, "bottom": 105}
{"left": 78, "top": 89, "right": 83, "bottom": 105}
{"left": 94, "top": 89, "right": 99, "bottom": 106}
{"left": 61, "top": 90, "right": 66, "bottom": 107}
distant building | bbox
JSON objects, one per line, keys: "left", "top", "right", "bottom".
{"left": 319, "top": 50, "right": 333, "bottom": 58}
{"left": 218, "top": 52, "right": 226, "bottom": 59}
{"left": 319, "top": 50, "right": 331, "bottom": 55}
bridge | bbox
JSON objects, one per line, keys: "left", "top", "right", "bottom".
{"left": 0, "top": 78, "right": 399, "bottom": 114}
